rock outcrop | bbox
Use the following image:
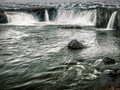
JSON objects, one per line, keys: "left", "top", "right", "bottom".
{"left": 48, "top": 8, "right": 57, "bottom": 21}
{"left": 96, "top": 7, "right": 108, "bottom": 28}
{"left": 108, "top": 69, "right": 120, "bottom": 78}
{"left": 0, "top": 9, "right": 8, "bottom": 23}
{"left": 27, "top": 8, "right": 46, "bottom": 21}
{"left": 68, "top": 39, "right": 84, "bottom": 50}
{"left": 95, "top": 7, "right": 120, "bottom": 30}
{"left": 103, "top": 57, "right": 116, "bottom": 65}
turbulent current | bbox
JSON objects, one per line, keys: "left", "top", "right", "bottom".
{"left": 0, "top": 1, "right": 120, "bottom": 90}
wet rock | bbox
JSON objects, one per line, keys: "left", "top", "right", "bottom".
{"left": 61, "top": 61, "right": 78, "bottom": 65}
{"left": 117, "top": 9, "right": 120, "bottom": 30}
{"left": 68, "top": 39, "right": 84, "bottom": 50}
{"left": 108, "top": 69, "right": 120, "bottom": 78}
{"left": 48, "top": 8, "right": 57, "bottom": 21}
{"left": 95, "top": 7, "right": 120, "bottom": 30}
{"left": 59, "top": 25, "right": 82, "bottom": 29}
{"left": 85, "top": 68, "right": 120, "bottom": 90}
{"left": 103, "top": 57, "right": 115, "bottom": 65}
{"left": 100, "top": 69, "right": 120, "bottom": 90}
{"left": 27, "top": 8, "right": 45, "bottom": 21}
{"left": 0, "top": 9, "right": 8, "bottom": 23}
{"left": 23, "top": 7, "right": 57, "bottom": 21}
{"left": 96, "top": 7, "right": 108, "bottom": 28}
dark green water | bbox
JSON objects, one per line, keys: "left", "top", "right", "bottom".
{"left": 0, "top": 25, "right": 120, "bottom": 90}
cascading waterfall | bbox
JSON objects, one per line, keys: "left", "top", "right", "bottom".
{"left": 107, "top": 11, "right": 117, "bottom": 30}
{"left": 56, "top": 10, "right": 96, "bottom": 26}
{"left": 4, "top": 10, "right": 97, "bottom": 26}
{"left": 5, "top": 12, "right": 39, "bottom": 25}
{"left": 45, "top": 10, "right": 49, "bottom": 22}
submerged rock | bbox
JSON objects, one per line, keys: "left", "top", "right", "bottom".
{"left": 108, "top": 69, "right": 120, "bottom": 78}
{"left": 100, "top": 69, "right": 120, "bottom": 90}
{"left": 103, "top": 57, "right": 116, "bottom": 65}
{"left": 68, "top": 39, "right": 84, "bottom": 50}
{"left": 61, "top": 61, "right": 78, "bottom": 65}
{"left": 0, "top": 9, "right": 8, "bottom": 23}
{"left": 59, "top": 25, "right": 82, "bottom": 29}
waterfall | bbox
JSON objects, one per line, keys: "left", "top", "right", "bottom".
{"left": 107, "top": 11, "right": 117, "bottom": 30}
{"left": 56, "top": 10, "right": 96, "bottom": 26}
{"left": 5, "top": 12, "right": 39, "bottom": 25}
{"left": 45, "top": 10, "right": 49, "bottom": 22}
{"left": 4, "top": 10, "right": 97, "bottom": 26}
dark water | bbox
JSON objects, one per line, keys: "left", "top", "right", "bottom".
{"left": 0, "top": 25, "right": 120, "bottom": 90}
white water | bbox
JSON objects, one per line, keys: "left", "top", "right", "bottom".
{"left": 5, "top": 10, "right": 97, "bottom": 26}
{"left": 107, "top": 11, "right": 117, "bottom": 30}
{"left": 45, "top": 10, "right": 49, "bottom": 22}
{"left": 5, "top": 12, "right": 39, "bottom": 25}
{"left": 56, "top": 10, "right": 96, "bottom": 26}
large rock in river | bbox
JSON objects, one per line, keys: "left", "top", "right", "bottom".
{"left": 0, "top": 9, "right": 8, "bottom": 23}
{"left": 103, "top": 57, "right": 116, "bottom": 65}
{"left": 68, "top": 39, "right": 84, "bottom": 50}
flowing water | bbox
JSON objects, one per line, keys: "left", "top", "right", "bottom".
{"left": 107, "top": 11, "right": 117, "bottom": 30}
{"left": 0, "top": 1, "right": 120, "bottom": 90}
{"left": 5, "top": 12, "right": 39, "bottom": 25}
{"left": 56, "top": 10, "right": 96, "bottom": 25}
{"left": 45, "top": 10, "right": 49, "bottom": 22}
{"left": 0, "top": 25, "right": 120, "bottom": 90}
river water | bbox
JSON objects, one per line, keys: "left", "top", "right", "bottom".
{"left": 0, "top": 24, "right": 120, "bottom": 90}
{"left": 0, "top": 1, "right": 120, "bottom": 90}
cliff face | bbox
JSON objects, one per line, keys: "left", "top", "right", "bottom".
{"left": 0, "top": 9, "right": 8, "bottom": 23}
{"left": 0, "top": 6, "right": 120, "bottom": 30}
{"left": 96, "top": 7, "right": 108, "bottom": 28}
{"left": 95, "top": 7, "right": 120, "bottom": 30}
{"left": 117, "top": 10, "right": 120, "bottom": 30}
{"left": 28, "top": 8, "right": 57, "bottom": 21}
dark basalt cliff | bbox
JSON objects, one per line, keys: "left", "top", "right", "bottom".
{"left": 0, "top": 9, "right": 8, "bottom": 23}
{"left": 95, "top": 7, "right": 120, "bottom": 30}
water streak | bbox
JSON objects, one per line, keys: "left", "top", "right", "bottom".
{"left": 107, "top": 11, "right": 117, "bottom": 30}
{"left": 5, "top": 12, "right": 38, "bottom": 25}
{"left": 45, "top": 10, "right": 49, "bottom": 22}
{"left": 56, "top": 10, "right": 96, "bottom": 26}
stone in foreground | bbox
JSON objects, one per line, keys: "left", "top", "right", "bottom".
{"left": 103, "top": 57, "right": 116, "bottom": 65}
{"left": 68, "top": 39, "right": 84, "bottom": 50}
{"left": 108, "top": 69, "right": 120, "bottom": 78}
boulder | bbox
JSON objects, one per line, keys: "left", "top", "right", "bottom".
{"left": 0, "top": 9, "right": 8, "bottom": 23}
{"left": 103, "top": 57, "right": 116, "bottom": 65}
{"left": 68, "top": 39, "right": 84, "bottom": 50}
{"left": 108, "top": 69, "right": 120, "bottom": 78}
